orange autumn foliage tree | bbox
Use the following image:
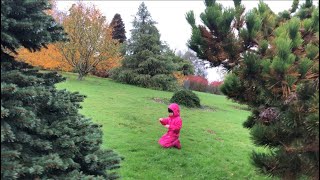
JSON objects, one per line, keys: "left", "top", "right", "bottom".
{"left": 16, "top": 1, "right": 122, "bottom": 77}
{"left": 57, "top": 3, "right": 121, "bottom": 80}
{"left": 16, "top": 43, "right": 122, "bottom": 74}
{"left": 91, "top": 56, "right": 123, "bottom": 77}
{"left": 16, "top": 44, "right": 72, "bottom": 71}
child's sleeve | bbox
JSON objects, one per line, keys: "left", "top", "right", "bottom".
{"left": 169, "top": 118, "right": 182, "bottom": 132}
{"left": 160, "top": 117, "right": 170, "bottom": 125}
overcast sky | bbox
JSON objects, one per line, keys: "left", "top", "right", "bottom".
{"left": 56, "top": 0, "right": 318, "bottom": 81}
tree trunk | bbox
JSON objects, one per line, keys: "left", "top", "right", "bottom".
{"left": 77, "top": 73, "right": 85, "bottom": 80}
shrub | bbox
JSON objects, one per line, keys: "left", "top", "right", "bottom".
{"left": 110, "top": 68, "right": 136, "bottom": 84}
{"left": 207, "top": 81, "right": 224, "bottom": 95}
{"left": 184, "top": 75, "right": 223, "bottom": 95}
{"left": 91, "top": 69, "right": 111, "bottom": 78}
{"left": 184, "top": 75, "right": 208, "bottom": 92}
{"left": 111, "top": 67, "right": 178, "bottom": 91}
{"left": 134, "top": 74, "right": 152, "bottom": 87}
{"left": 151, "top": 74, "right": 177, "bottom": 91}
{"left": 170, "top": 89, "right": 201, "bottom": 108}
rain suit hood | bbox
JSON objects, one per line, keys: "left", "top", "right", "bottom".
{"left": 168, "top": 103, "right": 180, "bottom": 117}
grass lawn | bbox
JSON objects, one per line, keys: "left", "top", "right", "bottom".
{"left": 56, "top": 72, "right": 272, "bottom": 180}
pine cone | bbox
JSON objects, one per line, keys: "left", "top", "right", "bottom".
{"left": 259, "top": 107, "right": 280, "bottom": 123}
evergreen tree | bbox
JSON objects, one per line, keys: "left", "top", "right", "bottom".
{"left": 187, "top": 0, "right": 319, "bottom": 179}
{"left": 110, "top": 13, "right": 126, "bottom": 43}
{"left": 1, "top": 0, "right": 120, "bottom": 179}
{"left": 186, "top": 0, "right": 244, "bottom": 70}
{"left": 1, "top": 0, "right": 66, "bottom": 54}
{"left": 111, "top": 2, "right": 192, "bottom": 91}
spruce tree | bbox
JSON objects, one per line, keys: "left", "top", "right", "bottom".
{"left": 187, "top": 0, "right": 319, "bottom": 179}
{"left": 1, "top": 0, "right": 120, "bottom": 179}
{"left": 111, "top": 2, "right": 192, "bottom": 91}
{"left": 110, "top": 13, "right": 126, "bottom": 43}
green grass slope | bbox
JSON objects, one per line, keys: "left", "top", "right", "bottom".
{"left": 56, "top": 72, "right": 271, "bottom": 180}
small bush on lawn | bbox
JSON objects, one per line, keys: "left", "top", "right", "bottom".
{"left": 170, "top": 89, "right": 201, "bottom": 108}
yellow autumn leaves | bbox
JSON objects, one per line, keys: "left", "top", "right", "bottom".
{"left": 16, "top": 2, "right": 122, "bottom": 77}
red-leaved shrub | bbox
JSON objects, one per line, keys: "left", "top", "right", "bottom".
{"left": 207, "top": 81, "right": 224, "bottom": 94}
{"left": 210, "top": 81, "right": 223, "bottom": 87}
{"left": 184, "top": 76, "right": 223, "bottom": 95}
{"left": 184, "top": 75, "right": 208, "bottom": 92}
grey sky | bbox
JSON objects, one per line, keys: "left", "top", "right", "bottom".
{"left": 56, "top": 1, "right": 318, "bottom": 81}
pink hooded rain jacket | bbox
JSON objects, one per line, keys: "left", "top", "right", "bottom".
{"left": 158, "top": 103, "right": 182, "bottom": 149}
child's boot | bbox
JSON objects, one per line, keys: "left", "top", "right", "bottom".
{"left": 174, "top": 139, "right": 181, "bottom": 149}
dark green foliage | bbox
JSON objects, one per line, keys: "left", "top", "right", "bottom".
{"left": 303, "top": 18, "right": 314, "bottom": 33}
{"left": 186, "top": 1, "right": 278, "bottom": 69}
{"left": 188, "top": 0, "right": 319, "bottom": 179}
{"left": 290, "top": 0, "right": 299, "bottom": 13}
{"left": 111, "top": 2, "right": 192, "bottom": 91}
{"left": 164, "top": 49, "right": 194, "bottom": 76}
{"left": 204, "top": 0, "right": 216, "bottom": 7}
{"left": 1, "top": 0, "right": 120, "bottom": 179}
{"left": 151, "top": 74, "right": 178, "bottom": 91}
{"left": 298, "top": 58, "right": 313, "bottom": 78}
{"left": 110, "top": 13, "right": 126, "bottom": 43}
{"left": 252, "top": 148, "right": 317, "bottom": 178}
{"left": 243, "top": 115, "right": 256, "bottom": 129}
{"left": 242, "top": 53, "right": 261, "bottom": 79}
{"left": 1, "top": 0, "right": 66, "bottom": 54}
{"left": 258, "top": 40, "right": 268, "bottom": 55}
{"left": 311, "top": 8, "right": 319, "bottom": 31}
{"left": 278, "top": 10, "right": 291, "bottom": 21}
{"left": 296, "top": 0, "right": 315, "bottom": 19}
{"left": 186, "top": 1, "right": 242, "bottom": 69}
{"left": 306, "top": 44, "right": 319, "bottom": 59}
{"left": 170, "top": 89, "right": 201, "bottom": 108}
{"left": 110, "top": 67, "right": 178, "bottom": 91}
{"left": 1, "top": 54, "right": 121, "bottom": 179}
{"left": 233, "top": 0, "right": 241, "bottom": 7}
{"left": 220, "top": 73, "right": 247, "bottom": 104}
{"left": 254, "top": 2, "right": 276, "bottom": 40}
{"left": 240, "top": 10, "right": 261, "bottom": 48}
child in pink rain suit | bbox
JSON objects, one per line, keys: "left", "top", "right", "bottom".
{"left": 158, "top": 103, "right": 182, "bottom": 149}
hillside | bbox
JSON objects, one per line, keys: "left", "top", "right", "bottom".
{"left": 56, "top": 72, "right": 272, "bottom": 180}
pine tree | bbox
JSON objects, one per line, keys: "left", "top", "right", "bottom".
{"left": 110, "top": 13, "right": 127, "bottom": 43}
{"left": 111, "top": 2, "right": 192, "bottom": 91}
{"left": 187, "top": 0, "right": 319, "bottom": 179}
{"left": 186, "top": 0, "right": 244, "bottom": 70}
{"left": 1, "top": 0, "right": 120, "bottom": 179}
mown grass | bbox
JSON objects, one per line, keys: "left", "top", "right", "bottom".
{"left": 56, "top": 72, "right": 272, "bottom": 180}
